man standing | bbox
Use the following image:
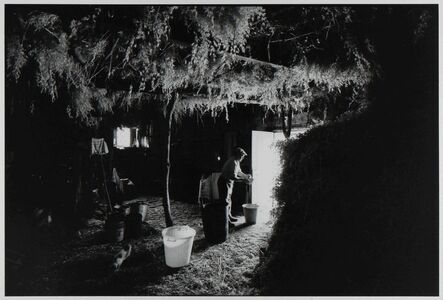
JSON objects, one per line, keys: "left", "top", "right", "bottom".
{"left": 218, "top": 147, "right": 252, "bottom": 225}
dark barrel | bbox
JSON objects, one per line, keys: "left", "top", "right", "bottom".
{"left": 202, "top": 201, "right": 228, "bottom": 244}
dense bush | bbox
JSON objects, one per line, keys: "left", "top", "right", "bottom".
{"left": 254, "top": 103, "right": 438, "bottom": 295}
{"left": 253, "top": 5, "right": 438, "bottom": 296}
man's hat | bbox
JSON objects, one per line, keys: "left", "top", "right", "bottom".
{"left": 234, "top": 147, "right": 247, "bottom": 157}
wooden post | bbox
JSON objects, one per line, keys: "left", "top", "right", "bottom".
{"left": 100, "top": 154, "right": 113, "bottom": 213}
{"left": 163, "top": 95, "right": 177, "bottom": 227}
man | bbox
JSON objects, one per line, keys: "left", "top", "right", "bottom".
{"left": 218, "top": 147, "right": 252, "bottom": 225}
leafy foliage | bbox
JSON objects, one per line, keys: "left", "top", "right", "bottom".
{"left": 6, "top": 35, "right": 27, "bottom": 81}
{"left": 6, "top": 6, "right": 376, "bottom": 126}
{"left": 6, "top": 9, "right": 111, "bottom": 124}
{"left": 255, "top": 90, "right": 438, "bottom": 294}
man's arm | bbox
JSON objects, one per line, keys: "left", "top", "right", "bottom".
{"left": 233, "top": 163, "right": 251, "bottom": 182}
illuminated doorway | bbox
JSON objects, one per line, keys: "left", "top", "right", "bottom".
{"left": 251, "top": 129, "right": 308, "bottom": 223}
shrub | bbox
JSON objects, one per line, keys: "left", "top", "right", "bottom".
{"left": 254, "top": 105, "right": 438, "bottom": 295}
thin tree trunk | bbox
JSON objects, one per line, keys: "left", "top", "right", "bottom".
{"left": 163, "top": 96, "right": 177, "bottom": 227}
{"left": 281, "top": 106, "right": 293, "bottom": 138}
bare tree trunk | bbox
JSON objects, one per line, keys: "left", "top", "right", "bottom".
{"left": 163, "top": 96, "right": 177, "bottom": 227}
{"left": 281, "top": 106, "right": 293, "bottom": 139}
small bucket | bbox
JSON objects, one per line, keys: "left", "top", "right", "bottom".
{"left": 162, "top": 225, "right": 196, "bottom": 268}
{"left": 242, "top": 203, "right": 259, "bottom": 225}
{"left": 125, "top": 212, "right": 142, "bottom": 239}
{"left": 113, "top": 222, "right": 125, "bottom": 242}
{"left": 137, "top": 202, "right": 148, "bottom": 222}
{"left": 106, "top": 212, "right": 125, "bottom": 243}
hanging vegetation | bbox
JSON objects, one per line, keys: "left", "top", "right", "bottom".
{"left": 6, "top": 6, "right": 374, "bottom": 121}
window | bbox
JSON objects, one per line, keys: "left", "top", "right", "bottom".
{"left": 114, "top": 127, "right": 133, "bottom": 149}
{"left": 114, "top": 127, "right": 150, "bottom": 149}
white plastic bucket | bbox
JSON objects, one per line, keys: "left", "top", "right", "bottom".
{"left": 162, "top": 225, "right": 196, "bottom": 268}
{"left": 243, "top": 204, "right": 259, "bottom": 224}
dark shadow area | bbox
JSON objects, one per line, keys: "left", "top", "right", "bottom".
{"left": 192, "top": 237, "right": 211, "bottom": 254}
{"left": 6, "top": 211, "right": 172, "bottom": 296}
{"left": 73, "top": 231, "right": 110, "bottom": 247}
{"left": 59, "top": 244, "right": 179, "bottom": 296}
{"left": 141, "top": 223, "right": 161, "bottom": 236}
{"left": 230, "top": 222, "right": 253, "bottom": 232}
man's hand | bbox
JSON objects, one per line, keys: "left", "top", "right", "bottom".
{"left": 239, "top": 174, "right": 253, "bottom": 184}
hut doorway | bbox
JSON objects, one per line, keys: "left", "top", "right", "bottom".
{"left": 251, "top": 129, "right": 308, "bottom": 223}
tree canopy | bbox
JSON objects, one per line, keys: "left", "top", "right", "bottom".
{"left": 6, "top": 5, "right": 378, "bottom": 126}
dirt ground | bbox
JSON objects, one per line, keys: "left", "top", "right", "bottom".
{"left": 8, "top": 196, "right": 272, "bottom": 296}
